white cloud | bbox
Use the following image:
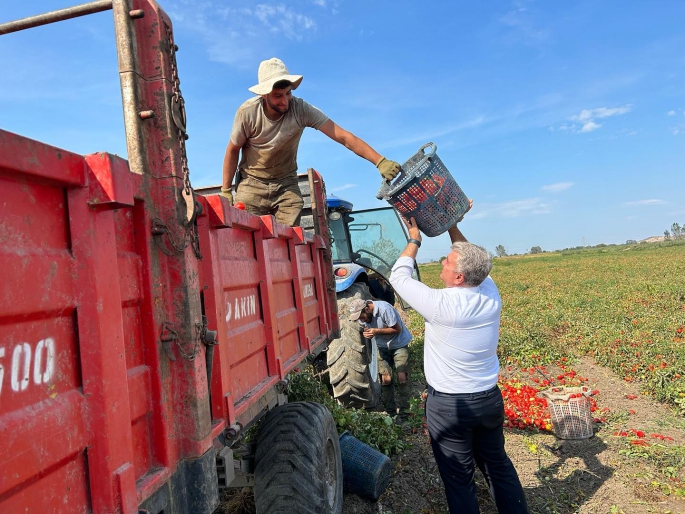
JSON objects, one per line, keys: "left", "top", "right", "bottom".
{"left": 329, "top": 183, "right": 356, "bottom": 192}
{"left": 625, "top": 199, "right": 667, "bottom": 206}
{"left": 542, "top": 181, "right": 574, "bottom": 193}
{"left": 469, "top": 198, "right": 551, "bottom": 219}
{"left": 550, "top": 104, "right": 632, "bottom": 134}
{"left": 571, "top": 105, "right": 632, "bottom": 122}
{"left": 667, "top": 110, "right": 676, "bottom": 116}
{"left": 171, "top": 3, "right": 318, "bottom": 66}
{"left": 580, "top": 121, "right": 601, "bottom": 133}
{"left": 251, "top": 5, "right": 316, "bottom": 39}
{"left": 498, "top": 5, "right": 550, "bottom": 45}
{"left": 385, "top": 116, "right": 486, "bottom": 148}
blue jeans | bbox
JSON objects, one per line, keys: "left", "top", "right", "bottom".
{"left": 425, "top": 385, "right": 529, "bottom": 514}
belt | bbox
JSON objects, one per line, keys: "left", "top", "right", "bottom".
{"left": 239, "top": 171, "right": 297, "bottom": 185}
{"left": 427, "top": 384, "right": 499, "bottom": 399}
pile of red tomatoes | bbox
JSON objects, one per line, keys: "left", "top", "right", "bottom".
{"left": 499, "top": 365, "right": 601, "bottom": 433}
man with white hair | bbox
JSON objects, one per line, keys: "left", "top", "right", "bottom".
{"left": 221, "top": 57, "right": 400, "bottom": 226}
{"left": 389, "top": 212, "right": 529, "bottom": 514}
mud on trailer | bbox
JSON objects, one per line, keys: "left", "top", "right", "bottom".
{"left": 0, "top": 2, "right": 416, "bottom": 513}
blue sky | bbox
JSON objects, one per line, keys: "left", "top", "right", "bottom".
{"left": 1, "top": 1, "right": 684, "bottom": 261}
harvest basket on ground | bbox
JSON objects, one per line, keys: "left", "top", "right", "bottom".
{"left": 376, "top": 142, "right": 470, "bottom": 237}
{"left": 339, "top": 431, "right": 392, "bottom": 501}
{"left": 541, "top": 386, "right": 594, "bottom": 440}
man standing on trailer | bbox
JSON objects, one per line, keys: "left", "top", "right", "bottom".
{"left": 221, "top": 57, "right": 401, "bottom": 226}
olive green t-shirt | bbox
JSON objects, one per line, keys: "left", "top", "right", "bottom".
{"left": 230, "top": 96, "right": 330, "bottom": 181}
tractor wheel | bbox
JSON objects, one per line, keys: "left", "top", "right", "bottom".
{"left": 254, "top": 402, "right": 343, "bottom": 514}
{"left": 328, "top": 283, "right": 380, "bottom": 409}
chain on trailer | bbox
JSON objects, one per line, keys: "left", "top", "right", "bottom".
{"left": 0, "top": 1, "right": 210, "bottom": 365}
{"left": 161, "top": 316, "right": 217, "bottom": 361}
{"left": 150, "top": 20, "right": 203, "bottom": 260}
{"left": 0, "top": 1, "right": 203, "bottom": 261}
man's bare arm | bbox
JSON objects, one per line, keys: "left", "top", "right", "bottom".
{"left": 318, "top": 120, "right": 382, "bottom": 164}
{"left": 447, "top": 225, "right": 467, "bottom": 244}
{"left": 399, "top": 217, "right": 421, "bottom": 259}
{"left": 447, "top": 200, "right": 474, "bottom": 243}
{"left": 318, "top": 120, "right": 400, "bottom": 180}
{"left": 363, "top": 322, "right": 402, "bottom": 338}
{"left": 222, "top": 141, "right": 242, "bottom": 191}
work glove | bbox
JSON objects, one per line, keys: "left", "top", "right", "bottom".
{"left": 376, "top": 157, "right": 401, "bottom": 181}
{"left": 220, "top": 188, "right": 234, "bottom": 206}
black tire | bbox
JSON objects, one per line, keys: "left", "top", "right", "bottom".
{"left": 254, "top": 402, "right": 343, "bottom": 514}
{"left": 328, "top": 283, "right": 380, "bottom": 408}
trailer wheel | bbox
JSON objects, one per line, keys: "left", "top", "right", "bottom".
{"left": 254, "top": 402, "right": 342, "bottom": 514}
{"left": 328, "top": 282, "right": 380, "bottom": 409}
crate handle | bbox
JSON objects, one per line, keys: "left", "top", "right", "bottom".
{"left": 375, "top": 142, "right": 437, "bottom": 200}
{"left": 376, "top": 180, "right": 392, "bottom": 200}
{"left": 418, "top": 142, "right": 437, "bottom": 158}
{"left": 401, "top": 142, "right": 437, "bottom": 181}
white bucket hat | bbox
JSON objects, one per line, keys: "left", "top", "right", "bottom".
{"left": 248, "top": 58, "right": 303, "bottom": 95}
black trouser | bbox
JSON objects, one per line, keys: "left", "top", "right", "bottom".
{"left": 425, "top": 384, "right": 529, "bottom": 514}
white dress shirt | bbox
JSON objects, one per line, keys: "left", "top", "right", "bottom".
{"left": 389, "top": 256, "right": 501, "bottom": 393}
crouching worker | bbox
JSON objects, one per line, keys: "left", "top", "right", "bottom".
{"left": 348, "top": 298, "right": 412, "bottom": 418}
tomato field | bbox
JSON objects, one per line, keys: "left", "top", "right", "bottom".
{"left": 401, "top": 239, "right": 685, "bottom": 511}
{"left": 224, "top": 240, "right": 685, "bottom": 514}
{"left": 431, "top": 240, "right": 685, "bottom": 412}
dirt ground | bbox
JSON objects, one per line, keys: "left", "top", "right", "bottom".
{"left": 220, "top": 356, "right": 684, "bottom": 514}
{"left": 342, "top": 357, "right": 685, "bottom": 514}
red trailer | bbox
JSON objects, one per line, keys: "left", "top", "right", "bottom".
{"left": 0, "top": 1, "right": 342, "bottom": 513}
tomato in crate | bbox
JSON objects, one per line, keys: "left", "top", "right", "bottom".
{"left": 376, "top": 143, "right": 469, "bottom": 237}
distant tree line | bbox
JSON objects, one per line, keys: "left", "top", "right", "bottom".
{"left": 664, "top": 222, "right": 685, "bottom": 240}
{"left": 493, "top": 245, "right": 543, "bottom": 257}
{"left": 494, "top": 223, "right": 685, "bottom": 258}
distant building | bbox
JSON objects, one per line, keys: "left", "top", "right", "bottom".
{"left": 639, "top": 235, "right": 665, "bottom": 243}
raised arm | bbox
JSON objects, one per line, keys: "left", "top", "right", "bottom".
{"left": 447, "top": 199, "right": 474, "bottom": 243}
{"left": 447, "top": 225, "right": 467, "bottom": 243}
{"left": 399, "top": 216, "right": 422, "bottom": 260}
{"left": 318, "top": 120, "right": 400, "bottom": 181}
{"left": 389, "top": 217, "right": 438, "bottom": 320}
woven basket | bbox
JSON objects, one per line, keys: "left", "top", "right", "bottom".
{"left": 339, "top": 431, "right": 392, "bottom": 500}
{"left": 541, "top": 386, "right": 594, "bottom": 440}
{"left": 376, "top": 143, "right": 469, "bottom": 237}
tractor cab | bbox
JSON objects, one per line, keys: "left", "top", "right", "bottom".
{"left": 326, "top": 194, "right": 420, "bottom": 308}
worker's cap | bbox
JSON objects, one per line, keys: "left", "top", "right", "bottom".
{"left": 248, "top": 58, "right": 303, "bottom": 95}
{"left": 348, "top": 298, "right": 370, "bottom": 321}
